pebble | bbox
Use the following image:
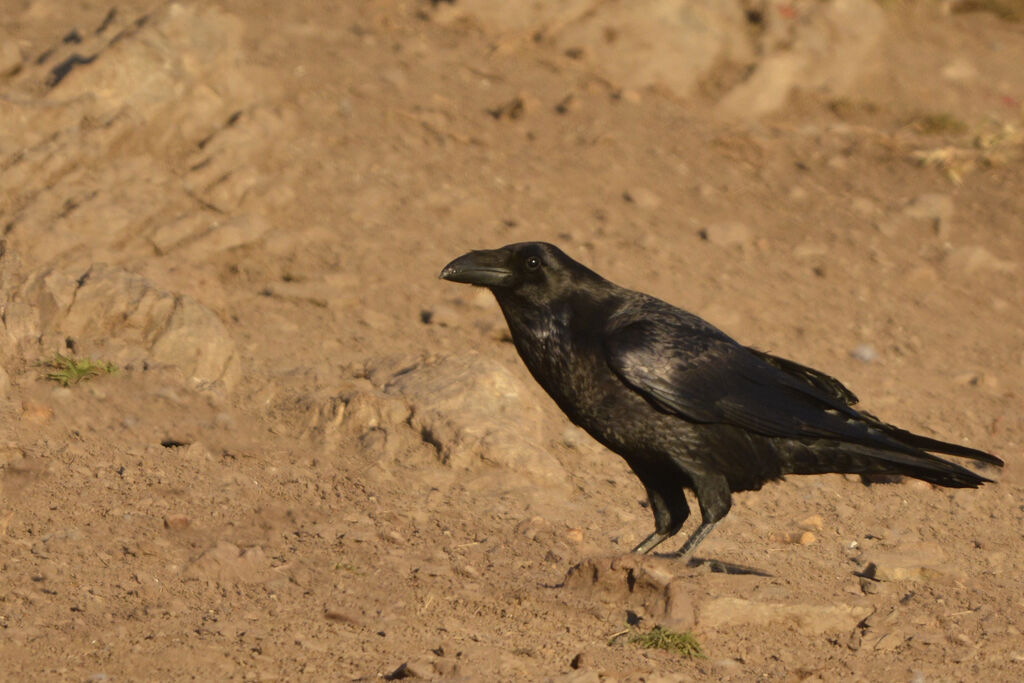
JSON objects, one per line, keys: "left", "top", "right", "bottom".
{"left": 622, "top": 186, "right": 662, "bottom": 209}
{"left": 421, "top": 304, "right": 463, "bottom": 327}
{"left": 163, "top": 514, "right": 191, "bottom": 530}
{"left": 771, "top": 530, "right": 817, "bottom": 545}
{"left": 488, "top": 93, "right": 537, "bottom": 120}
{"left": 850, "top": 344, "right": 878, "bottom": 363}
{"left": 798, "top": 514, "right": 824, "bottom": 531}
{"left": 699, "top": 221, "right": 752, "bottom": 248}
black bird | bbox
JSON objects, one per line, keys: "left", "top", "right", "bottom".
{"left": 440, "top": 242, "right": 1003, "bottom": 559}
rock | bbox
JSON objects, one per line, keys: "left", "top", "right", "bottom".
{"left": 903, "top": 193, "right": 954, "bottom": 239}
{"left": 552, "top": 0, "right": 752, "bottom": 98}
{"left": 383, "top": 354, "right": 569, "bottom": 486}
{"left": 0, "top": 3, "right": 275, "bottom": 273}
{"left": 623, "top": 187, "right": 662, "bottom": 209}
{"left": 149, "top": 297, "right": 240, "bottom": 389}
{"left": 717, "top": 52, "right": 804, "bottom": 119}
{"left": 770, "top": 530, "right": 817, "bottom": 545}
{"left": 860, "top": 542, "right": 963, "bottom": 582}
{"left": 185, "top": 542, "right": 273, "bottom": 584}
{"left": 488, "top": 93, "right": 538, "bottom": 120}
{"left": 699, "top": 221, "right": 752, "bottom": 248}
{"left": 421, "top": 304, "right": 463, "bottom": 328}
{"left": 385, "top": 654, "right": 455, "bottom": 680}
{"left": 799, "top": 514, "right": 825, "bottom": 531}
{"left": 7, "top": 264, "right": 238, "bottom": 389}
{"left": 717, "top": 0, "right": 886, "bottom": 119}
{"left": 50, "top": 4, "right": 253, "bottom": 122}
{"left": 163, "top": 514, "right": 191, "bottom": 530}
{"left": 850, "top": 344, "right": 878, "bottom": 363}
{"left": 699, "top": 596, "right": 871, "bottom": 634}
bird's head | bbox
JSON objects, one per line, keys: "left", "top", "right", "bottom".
{"left": 440, "top": 242, "right": 603, "bottom": 306}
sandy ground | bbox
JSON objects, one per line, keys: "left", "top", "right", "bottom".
{"left": 1, "top": 1, "right": 1023, "bottom": 680}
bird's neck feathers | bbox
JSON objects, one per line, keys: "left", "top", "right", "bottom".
{"left": 493, "top": 285, "right": 616, "bottom": 358}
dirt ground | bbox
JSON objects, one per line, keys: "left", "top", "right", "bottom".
{"left": 1, "top": 1, "right": 1023, "bottom": 680}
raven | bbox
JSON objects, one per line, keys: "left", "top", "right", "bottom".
{"left": 440, "top": 242, "right": 1003, "bottom": 559}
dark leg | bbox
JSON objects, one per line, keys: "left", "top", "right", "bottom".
{"left": 631, "top": 470, "right": 691, "bottom": 554}
{"left": 670, "top": 472, "right": 731, "bottom": 561}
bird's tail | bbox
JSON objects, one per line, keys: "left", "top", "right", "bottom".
{"left": 859, "top": 412, "right": 1004, "bottom": 467}
{"left": 786, "top": 441, "right": 996, "bottom": 488}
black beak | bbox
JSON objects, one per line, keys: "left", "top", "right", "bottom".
{"left": 439, "top": 249, "right": 515, "bottom": 287}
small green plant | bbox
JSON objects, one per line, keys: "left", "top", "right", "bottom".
{"left": 43, "top": 353, "right": 117, "bottom": 386}
{"left": 629, "top": 626, "right": 705, "bottom": 659}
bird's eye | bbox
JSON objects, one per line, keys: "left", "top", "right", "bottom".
{"left": 525, "top": 256, "right": 542, "bottom": 271}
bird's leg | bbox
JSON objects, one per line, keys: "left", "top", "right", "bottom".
{"left": 670, "top": 520, "right": 720, "bottom": 561}
{"left": 670, "top": 472, "right": 731, "bottom": 561}
{"left": 632, "top": 530, "right": 672, "bottom": 554}
{"left": 632, "top": 481, "right": 689, "bottom": 554}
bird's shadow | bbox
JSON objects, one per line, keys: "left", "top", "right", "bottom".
{"left": 674, "top": 555, "right": 773, "bottom": 577}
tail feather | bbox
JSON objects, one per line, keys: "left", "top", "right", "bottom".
{"left": 755, "top": 348, "right": 1004, "bottom": 470}
{"left": 785, "top": 441, "right": 994, "bottom": 489}
{"left": 863, "top": 414, "right": 1004, "bottom": 467}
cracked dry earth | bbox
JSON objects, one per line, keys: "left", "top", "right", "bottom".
{"left": 1, "top": 1, "right": 1023, "bottom": 680}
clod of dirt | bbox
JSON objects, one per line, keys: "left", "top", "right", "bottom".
{"left": 562, "top": 555, "right": 696, "bottom": 631}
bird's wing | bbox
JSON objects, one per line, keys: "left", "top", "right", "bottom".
{"left": 747, "top": 348, "right": 859, "bottom": 405}
{"left": 603, "top": 318, "right": 865, "bottom": 440}
{"left": 605, "top": 317, "right": 1003, "bottom": 466}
